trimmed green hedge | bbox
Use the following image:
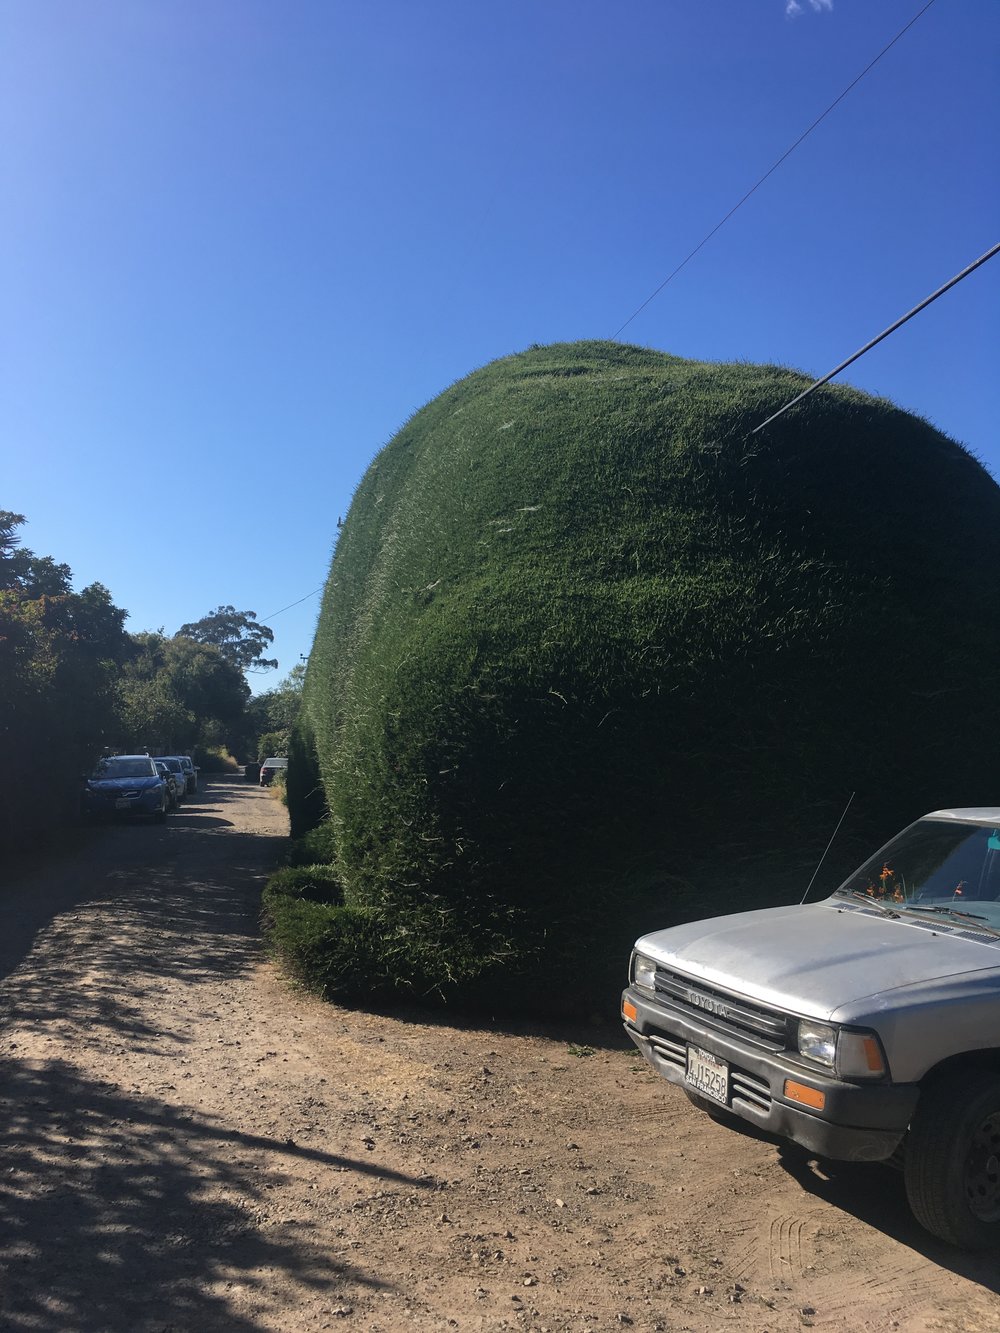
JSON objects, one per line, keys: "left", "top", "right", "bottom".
{"left": 264, "top": 863, "right": 345, "bottom": 904}
{"left": 286, "top": 340, "right": 1000, "bottom": 1010}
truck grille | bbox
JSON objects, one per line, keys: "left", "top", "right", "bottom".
{"left": 646, "top": 1033, "right": 773, "bottom": 1114}
{"left": 652, "top": 965, "right": 793, "bottom": 1052}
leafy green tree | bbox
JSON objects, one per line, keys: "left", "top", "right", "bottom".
{"left": 242, "top": 664, "right": 304, "bottom": 758}
{"left": 117, "top": 632, "right": 249, "bottom": 753}
{"left": 177, "top": 605, "right": 277, "bottom": 674}
{"left": 0, "top": 514, "right": 128, "bottom": 849}
{"left": 0, "top": 510, "right": 73, "bottom": 596}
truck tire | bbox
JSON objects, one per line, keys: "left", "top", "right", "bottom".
{"left": 904, "top": 1069, "right": 1000, "bottom": 1250}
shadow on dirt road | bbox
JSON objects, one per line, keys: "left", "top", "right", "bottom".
{"left": 0, "top": 1058, "right": 408, "bottom": 1331}
{"left": 775, "top": 1143, "right": 1000, "bottom": 1294}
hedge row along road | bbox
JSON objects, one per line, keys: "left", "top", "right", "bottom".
{"left": 1, "top": 775, "right": 996, "bottom": 1332}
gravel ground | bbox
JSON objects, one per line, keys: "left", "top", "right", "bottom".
{"left": 0, "top": 775, "right": 997, "bottom": 1332}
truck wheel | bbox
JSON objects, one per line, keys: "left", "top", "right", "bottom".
{"left": 904, "top": 1070, "right": 1000, "bottom": 1250}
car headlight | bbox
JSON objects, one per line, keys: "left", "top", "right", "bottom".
{"left": 632, "top": 953, "right": 657, "bottom": 992}
{"left": 797, "top": 1019, "right": 886, "bottom": 1079}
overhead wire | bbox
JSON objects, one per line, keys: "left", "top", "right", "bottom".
{"left": 260, "top": 587, "right": 325, "bottom": 622}
{"left": 750, "top": 241, "right": 1000, "bottom": 434}
{"left": 611, "top": 0, "right": 938, "bottom": 340}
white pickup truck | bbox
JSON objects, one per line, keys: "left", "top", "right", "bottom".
{"left": 622, "top": 807, "right": 1000, "bottom": 1249}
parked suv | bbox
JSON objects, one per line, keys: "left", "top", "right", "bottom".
{"left": 622, "top": 808, "right": 1000, "bottom": 1250}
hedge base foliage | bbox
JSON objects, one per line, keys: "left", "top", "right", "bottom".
{"left": 262, "top": 861, "right": 539, "bottom": 1005}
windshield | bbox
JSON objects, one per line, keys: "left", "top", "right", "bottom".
{"left": 833, "top": 818, "right": 1000, "bottom": 931}
{"left": 159, "top": 759, "right": 183, "bottom": 772}
{"left": 92, "top": 756, "right": 157, "bottom": 780}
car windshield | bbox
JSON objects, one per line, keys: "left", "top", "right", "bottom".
{"left": 159, "top": 759, "right": 183, "bottom": 772}
{"left": 93, "top": 757, "right": 156, "bottom": 780}
{"left": 833, "top": 818, "right": 1000, "bottom": 932}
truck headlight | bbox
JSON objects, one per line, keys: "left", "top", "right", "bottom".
{"left": 797, "top": 1020, "right": 886, "bottom": 1079}
{"left": 632, "top": 953, "right": 657, "bottom": 992}
{"left": 797, "top": 1020, "right": 837, "bottom": 1066}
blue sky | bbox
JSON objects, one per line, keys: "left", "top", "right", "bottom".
{"left": 3, "top": 0, "right": 997, "bottom": 690}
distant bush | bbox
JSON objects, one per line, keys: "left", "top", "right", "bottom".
{"left": 287, "top": 341, "right": 1000, "bottom": 1012}
{"left": 257, "top": 730, "right": 289, "bottom": 763}
{"left": 194, "top": 745, "right": 240, "bottom": 773}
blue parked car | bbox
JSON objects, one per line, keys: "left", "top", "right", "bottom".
{"left": 82, "top": 754, "right": 171, "bottom": 823}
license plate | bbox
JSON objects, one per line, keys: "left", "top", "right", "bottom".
{"left": 115, "top": 798, "right": 135, "bottom": 809}
{"left": 685, "top": 1045, "right": 729, "bottom": 1105}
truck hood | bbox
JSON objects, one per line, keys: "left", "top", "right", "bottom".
{"left": 635, "top": 899, "right": 1000, "bottom": 1022}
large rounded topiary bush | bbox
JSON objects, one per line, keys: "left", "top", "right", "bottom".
{"left": 285, "top": 340, "right": 1000, "bottom": 1009}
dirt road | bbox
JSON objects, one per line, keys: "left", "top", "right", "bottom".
{"left": 0, "top": 776, "right": 997, "bottom": 1332}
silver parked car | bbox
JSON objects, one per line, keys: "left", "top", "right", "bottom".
{"left": 177, "top": 755, "right": 198, "bottom": 794}
{"left": 155, "top": 757, "right": 186, "bottom": 807}
{"left": 156, "top": 754, "right": 198, "bottom": 795}
{"left": 623, "top": 808, "right": 1000, "bottom": 1250}
{"left": 259, "top": 757, "right": 288, "bottom": 786}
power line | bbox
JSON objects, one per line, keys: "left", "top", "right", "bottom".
{"left": 750, "top": 240, "right": 1000, "bottom": 434}
{"left": 260, "top": 586, "right": 325, "bottom": 622}
{"left": 611, "top": 0, "right": 937, "bottom": 340}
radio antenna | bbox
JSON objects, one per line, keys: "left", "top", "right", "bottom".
{"left": 800, "top": 792, "right": 856, "bottom": 905}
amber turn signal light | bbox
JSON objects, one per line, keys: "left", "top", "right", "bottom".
{"left": 622, "top": 998, "right": 638, "bottom": 1023}
{"left": 783, "top": 1080, "right": 826, "bottom": 1111}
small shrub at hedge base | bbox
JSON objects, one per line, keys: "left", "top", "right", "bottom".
{"left": 263, "top": 898, "right": 389, "bottom": 1000}
{"left": 261, "top": 864, "right": 538, "bottom": 1006}
{"left": 284, "top": 823, "right": 338, "bottom": 868}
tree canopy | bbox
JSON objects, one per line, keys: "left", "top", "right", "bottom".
{"left": 1, "top": 512, "right": 261, "bottom": 847}
{"left": 177, "top": 605, "right": 278, "bottom": 674}
{"left": 0, "top": 513, "right": 130, "bottom": 849}
{"left": 118, "top": 632, "right": 249, "bottom": 754}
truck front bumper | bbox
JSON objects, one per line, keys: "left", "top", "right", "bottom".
{"left": 623, "top": 986, "right": 919, "bottom": 1162}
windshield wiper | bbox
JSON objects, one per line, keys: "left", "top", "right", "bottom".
{"left": 902, "top": 904, "right": 1000, "bottom": 934}
{"left": 835, "top": 890, "right": 900, "bottom": 918}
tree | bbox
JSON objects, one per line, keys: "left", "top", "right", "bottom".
{"left": 177, "top": 605, "right": 278, "bottom": 674}
{"left": 0, "top": 513, "right": 129, "bottom": 850}
{"left": 241, "top": 664, "right": 305, "bottom": 760}
{"left": 0, "top": 510, "right": 73, "bottom": 596}
{"left": 117, "top": 632, "right": 249, "bottom": 753}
